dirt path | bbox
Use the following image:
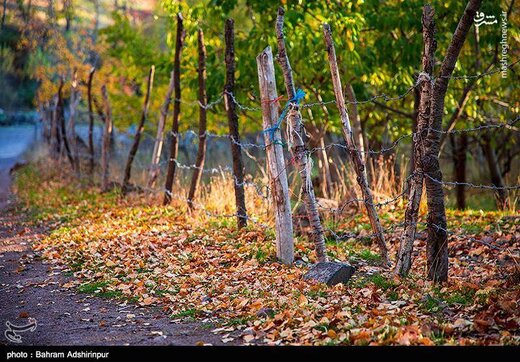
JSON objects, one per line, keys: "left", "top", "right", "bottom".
{"left": 0, "top": 163, "right": 235, "bottom": 346}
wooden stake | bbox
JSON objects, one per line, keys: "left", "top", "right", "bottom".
{"left": 187, "top": 29, "right": 208, "bottom": 209}
{"left": 100, "top": 85, "right": 112, "bottom": 192}
{"left": 148, "top": 69, "right": 174, "bottom": 188}
{"left": 163, "top": 12, "right": 185, "bottom": 205}
{"left": 394, "top": 4, "right": 436, "bottom": 277}
{"left": 122, "top": 65, "right": 155, "bottom": 195}
{"left": 275, "top": 8, "right": 327, "bottom": 263}
{"left": 257, "top": 46, "right": 294, "bottom": 265}
{"left": 224, "top": 18, "right": 248, "bottom": 228}
{"left": 87, "top": 67, "right": 96, "bottom": 175}
{"left": 323, "top": 24, "right": 389, "bottom": 266}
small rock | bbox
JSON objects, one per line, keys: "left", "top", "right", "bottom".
{"left": 303, "top": 262, "right": 355, "bottom": 286}
{"left": 256, "top": 308, "right": 275, "bottom": 318}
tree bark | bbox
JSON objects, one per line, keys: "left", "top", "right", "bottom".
{"left": 257, "top": 46, "right": 294, "bottom": 265}
{"left": 276, "top": 8, "right": 327, "bottom": 263}
{"left": 57, "top": 79, "right": 75, "bottom": 170}
{"left": 50, "top": 95, "right": 61, "bottom": 159}
{"left": 163, "top": 13, "right": 185, "bottom": 205}
{"left": 187, "top": 29, "right": 207, "bottom": 209}
{"left": 1, "top": 0, "right": 6, "bottom": 29}
{"left": 122, "top": 65, "right": 155, "bottom": 195}
{"left": 100, "top": 85, "right": 112, "bottom": 192}
{"left": 68, "top": 70, "right": 81, "bottom": 177}
{"left": 423, "top": 0, "right": 482, "bottom": 282}
{"left": 87, "top": 67, "right": 95, "bottom": 175}
{"left": 323, "top": 24, "right": 389, "bottom": 265}
{"left": 481, "top": 133, "right": 508, "bottom": 209}
{"left": 450, "top": 133, "right": 467, "bottom": 209}
{"left": 224, "top": 18, "right": 248, "bottom": 228}
{"left": 345, "top": 83, "right": 367, "bottom": 179}
{"left": 147, "top": 70, "right": 174, "bottom": 188}
{"left": 394, "top": 5, "right": 436, "bottom": 277}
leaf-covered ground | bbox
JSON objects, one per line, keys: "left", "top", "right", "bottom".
{"left": 13, "top": 162, "right": 520, "bottom": 345}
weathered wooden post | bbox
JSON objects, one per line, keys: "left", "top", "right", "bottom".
{"left": 394, "top": 5, "right": 436, "bottom": 277}
{"left": 256, "top": 46, "right": 294, "bottom": 265}
{"left": 147, "top": 69, "right": 175, "bottom": 188}
{"left": 122, "top": 65, "right": 155, "bottom": 195}
{"left": 275, "top": 8, "right": 327, "bottom": 263}
{"left": 100, "top": 85, "right": 112, "bottom": 192}
{"left": 323, "top": 24, "right": 389, "bottom": 266}
{"left": 87, "top": 67, "right": 96, "bottom": 175}
{"left": 224, "top": 18, "right": 248, "bottom": 228}
{"left": 163, "top": 12, "right": 185, "bottom": 205}
{"left": 187, "top": 29, "right": 208, "bottom": 209}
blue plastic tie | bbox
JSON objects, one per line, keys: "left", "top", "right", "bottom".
{"left": 263, "top": 89, "right": 306, "bottom": 144}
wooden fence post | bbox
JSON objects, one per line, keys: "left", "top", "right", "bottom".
{"left": 87, "top": 67, "right": 96, "bottom": 175}
{"left": 323, "top": 24, "right": 389, "bottom": 266}
{"left": 100, "top": 85, "right": 112, "bottom": 192}
{"left": 275, "top": 8, "right": 327, "bottom": 263}
{"left": 147, "top": 69, "right": 175, "bottom": 188}
{"left": 187, "top": 29, "right": 208, "bottom": 209}
{"left": 256, "top": 46, "right": 294, "bottom": 265}
{"left": 394, "top": 5, "right": 436, "bottom": 277}
{"left": 224, "top": 18, "right": 248, "bottom": 228}
{"left": 122, "top": 65, "right": 155, "bottom": 195}
{"left": 163, "top": 12, "right": 185, "bottom": 205}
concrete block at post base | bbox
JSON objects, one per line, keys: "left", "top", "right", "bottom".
{"left": 303, "top": 262, "right": 355, "bottom": 286}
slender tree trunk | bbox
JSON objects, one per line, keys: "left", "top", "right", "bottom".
{"left": 345, "top": 83, "right": 367, "bottom": 179}
{"left": 50, "top": 95, "right": 61, "bottom": 159}
{"left": 394, "top": 5, "right": 436, "bottom": 277}
{"left": 423, "top": 0, "right": 482, "bottom": 282}
{"left": 57, "top": 79, "right": 75, "bottom": 170}
{"left": 68, "top": 70, "right": 81, "bottom": 176}
{"left": 100, "top": 85, "right": 112, "bottom": 192}
{"left": 450, "top": 133, "right": 467, "bottom": 209}
{"left": 481, "top": 133, "right": 508, "bottom": 209}
{"left": 224, "top": 18, "right": 247, "bottom": 228}
{"left": 257, "top": 46, "right": 294, "bottom": 265}
{"left": 163, "top": 13, "right": 185, "bottom": 205}
{"left": 323, "top": 24, "right": 389, "bottom": 265}
{"left": 87, "top": 67, "right": 95, "bottom": 175}
{"left": 122, "top": 65, "right": 155, "bottom": 195}
{"left": 187, "top": 29, "right": 208, "bottom": 209}
{"left": 1, "top": 0, "right": 6, "bottom": 29}
{"left": 147, "top": 70, "right": 174, "bottom": 188}
{"left": 276, "top": 8, "right": 327, "bottom": 263}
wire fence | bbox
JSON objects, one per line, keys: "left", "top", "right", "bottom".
{"left": 39, "top": 59, "right": 520, "bottom": 251}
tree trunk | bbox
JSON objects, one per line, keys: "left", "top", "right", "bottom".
{"left": 276, "top": 8, "right": 327, "bottom": 263}
{"left": 147, "top": 70, "right": 174, "bottom": 188}
{"left": 122, "top": 65, "right": 155, "bottom": 195}
{"left": 345, "top": 83, "right": 367, "bottom": 180}
{"left": 323, "top": 24, "right": 389, "bottom": 265}
{"left": 1, "top": 0, "right": 6, "bottom": 29}
{"left": 187, "top": 29, "right": 207, "bottom": 209}
{"left": 100, "top": 85, "right": 112, "bottom": 192}
{"left": 68, "top": 70, "right": 81, "bottom": 176}
{"left": 50, "top": 95, "right": 61, "bottom": 159}
{"left": 450, "top": 133, "right": 467, "bottom": 209}
{"left": 87, "top": 67, "right": 95, "bottom": 175}
{"left": 163, "top": 13, "right": 185, "bottom": 205}
{"left": 394, "top": 5, "right": 436, "bottom": 277}
{"left": 224, "top": 18, "right": 248, "bottom": 228}
{"left": 57, "top": 79, "right": 75, "bottom": 170}
{"left": 423, "top": 0, "right": 482, "bottom": 282}
{"left": 481, "top": 133, "right": 508, "bottom": 209}
{"left": 257, "top": 46, "right": 294, "bottom": 265}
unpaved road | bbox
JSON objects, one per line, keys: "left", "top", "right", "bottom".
{"left": 0, "top": 161, "right": 236, "bottom": 346}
